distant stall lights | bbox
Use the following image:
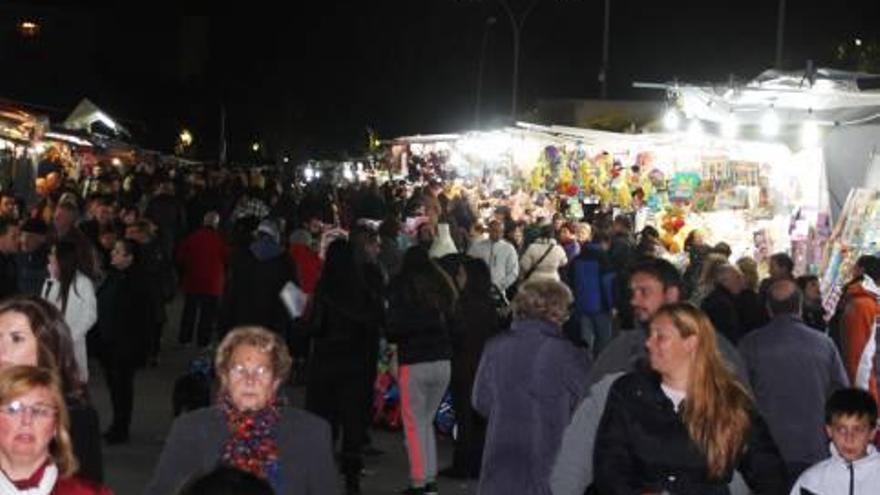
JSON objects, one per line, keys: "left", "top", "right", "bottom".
{"left": 662, "top": 107, "right": 821, "bottom": 147}
{"left": 17, "top": 20, "right": 40, "bottom": 37}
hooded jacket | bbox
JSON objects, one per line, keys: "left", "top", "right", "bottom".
{"left": 843, "top": 277, "right": 880, "bottom": 404}
{"left": 790, "top": 444, "right": 880, "bottom": 495}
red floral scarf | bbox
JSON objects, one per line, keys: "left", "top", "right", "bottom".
{"left": 219, "top": 394, "right": 281, "bottom": 484}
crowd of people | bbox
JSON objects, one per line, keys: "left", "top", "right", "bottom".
{"left": 0, "top": 157, "right": 875, "bottom": 494}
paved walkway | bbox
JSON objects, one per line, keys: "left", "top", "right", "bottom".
{"left": 87, "top": 297, "right": 478, "bottom": 494}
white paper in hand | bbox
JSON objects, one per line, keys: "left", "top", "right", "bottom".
{"left": 279, "top": 281, "right": 309, "bottom": 319}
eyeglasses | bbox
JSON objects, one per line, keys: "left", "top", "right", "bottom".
{"left": 229, "top": 365, "right": 272, "bottom": 382}
{"left": 0, "top": 401, "right": 57, "bottom": 421}
{"left": 830, "top": 424, "right": 873, "bottom": 437}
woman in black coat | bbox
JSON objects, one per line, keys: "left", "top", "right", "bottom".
{"left": 594, "top": 303, "right": 787, "bottom": 494}
{"left": 441, "top": 257, "right": 500, "bottom": 479}
{"left": 97, "top": 238, "right": 153, "bottom": 444}
{"left": 306, "top": 238, "right": 384, "bottom": 494}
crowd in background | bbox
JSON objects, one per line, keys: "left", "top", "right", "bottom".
{"left": 0, "top": 156, "right": 876, "bottom": 494}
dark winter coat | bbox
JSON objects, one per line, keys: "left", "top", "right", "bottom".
{"left": 386, "top": 280, "right": 453, "bottom": 366}
{"left": 594, "top": 368, "right": 788, "bottom": 495}
{"left": 223, "top": 238, "right": 298, "bottom": 334}
{"left": 97, "top": 266, "right": 153, "bottom": 367}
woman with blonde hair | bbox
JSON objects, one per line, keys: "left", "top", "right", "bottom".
{"left": 594, "top": 303, "right": 786, "bottom": 494}
{"left": 0, "top": 365, "right": 111, "bottom": 494}
{"left": 688, "top": 253, "right": 729, "bottom": 306}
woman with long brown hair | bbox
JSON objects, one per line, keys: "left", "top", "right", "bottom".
{"left": 594, "top": 303, "right": 786, "bottom": 494}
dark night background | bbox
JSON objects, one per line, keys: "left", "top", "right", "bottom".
{"left": 2, "top": 1, "right": 878, "bottom": 162}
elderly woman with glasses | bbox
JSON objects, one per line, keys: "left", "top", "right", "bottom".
{"left": 145, "top": 327, "right": 339, "bottom": 495}
{"left": 472, "top": 279, "right": 591, "bottom": 495}
{"left": 0, "top": 365, "right": 111, "bottom": 495}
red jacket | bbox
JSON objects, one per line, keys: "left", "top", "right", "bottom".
{"left": 176, "top": 227, "right": 229, "bottom": 296}
{"left": 11, "top": 462, "right": 112, "bottom": 495}
{"left": 52, "top": 477, "right": 113, "bottom": 495}
{"left": 289, "top": 243, "right": 322, "bottom": 294}
{"left": 843, "top": 281, "right": 880, "bottom": 405}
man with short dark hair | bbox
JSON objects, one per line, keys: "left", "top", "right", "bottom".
{"left": 758, "top": 252, "right": 795, "bottom": 320}
{"left": 738, "top": 279, "right": 849, "bottom": 483}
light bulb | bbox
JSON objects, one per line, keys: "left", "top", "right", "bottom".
{"left": 802, "top": 120, "right": 820, "bottom": 148}
{"left": 664, "top": 110, "right": 680, "bottom": 131}
{"left": 761, "top": 109, "right": 780, "bottom": 137}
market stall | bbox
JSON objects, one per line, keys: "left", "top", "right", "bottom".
{"left": 819, "top": 188, "right": 880, "bottom": 316}
{"left": 387, "top": 122, "right": 830, "bottom": 273}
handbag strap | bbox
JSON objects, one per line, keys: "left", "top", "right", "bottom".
{"left": 522, "top": 243, "right": 555, "bottom": 283}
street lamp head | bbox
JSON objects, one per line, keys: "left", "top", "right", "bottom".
{"left": 252, "top": 142, "right": 260, "bottom": 152}
{"left": 179, "top": 129, "right": 193, "bottom": 146}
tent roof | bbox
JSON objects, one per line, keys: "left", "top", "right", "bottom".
{"left": 62, "top": 98, "right": 130, "bottom": 138}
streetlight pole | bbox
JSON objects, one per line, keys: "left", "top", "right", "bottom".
{"left": 498, "top": 0, "right": 541, "bottom": 122}
{"left": 475, "top": 16, "right": 497, "bottom": 129}
{"left": 599, "top": 0, "right": 611, "bottom": 99}
{"left": 775, "top": 0, "right": 786, "bottom": 69}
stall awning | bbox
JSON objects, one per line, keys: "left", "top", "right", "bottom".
{"left": 63, "top": 98, "right": 131, "bottom": 138}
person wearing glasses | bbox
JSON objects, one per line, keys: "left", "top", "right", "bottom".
{"left": 791, "top": 388, "right": 880, "bottom": 494}
{"left": 145, "top": 327, "right": 339, "bottom": 495}
{"left": 0, "top": 296, "right": 103, "bottom": 484}
{"left": 0, "top": 365, "right": 111, "bottom": 494}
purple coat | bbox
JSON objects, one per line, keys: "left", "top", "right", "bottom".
{"left": 472, "top": 319, "right": 591, "bottom": 495}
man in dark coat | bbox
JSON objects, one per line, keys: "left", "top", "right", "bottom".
{"left": 222, "top": 218, "right": 297, "bottom": 336}
{"left": 738, "top": 279, "right": 849, "bottom": 484}
{"left": 97, "top": 239, "right": 154, "bottom": 444}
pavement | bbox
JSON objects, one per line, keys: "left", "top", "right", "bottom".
{"left": 88, "top": 295, "right": 479, "bottom": 494}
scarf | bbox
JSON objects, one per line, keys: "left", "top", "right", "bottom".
{"left": 0, "top": 462, "right": 58, "bottom": 495}
{"left": 219, "top": 395, "right": 281, "bottom": 485}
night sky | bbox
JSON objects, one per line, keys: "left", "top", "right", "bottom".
{"left": 1, "top": 1, "right": 878, "bottom": 162}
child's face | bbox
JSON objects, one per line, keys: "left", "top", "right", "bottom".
{"left": 826, "top": 414, "right": 876, "bottom": 462}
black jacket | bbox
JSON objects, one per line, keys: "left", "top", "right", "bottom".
{"left": 595, "top": 369, "right": 787, "bottom": 495}
{"left": 97, "top": 266, "right": 153, "bottom": 367}
{"left": 224, "top": 239, "right": 298, "bottom": 334}
{"left": 701, "top": 287, "right": 746, "bottom": 344}
{"left": 68, "top": 397, "right": 103, "bottom": 483}
{"left": 450, "top": 291, "right": 499, "bottom": 384}
{"left": 309, "top": 280, "right": 384, "bottom": 375}
{"left": 387, "top": 282, "right": 453, "bottom": 365}
{"left": 0, "top": 252, "right": 18, "bottom": 299}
